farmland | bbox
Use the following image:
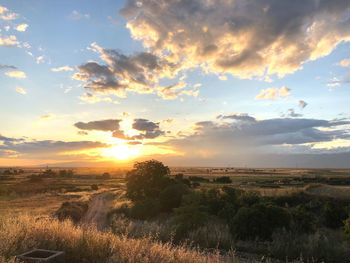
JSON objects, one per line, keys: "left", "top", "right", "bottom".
{"left": 1, "top": 165, "right": 350, "bottom": 262}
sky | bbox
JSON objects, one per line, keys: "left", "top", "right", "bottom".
{"left": 0, "top": 0, "right": 350, "bottom": 168}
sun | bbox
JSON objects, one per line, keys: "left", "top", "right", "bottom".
{"left": 102, "top": 144, "right": 141, "bottom": 160}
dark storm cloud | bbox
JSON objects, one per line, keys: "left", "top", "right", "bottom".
{"left": 74, "top": 119, "right": 121, "bottom": 131}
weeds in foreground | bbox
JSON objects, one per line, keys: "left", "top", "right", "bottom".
{"left": 0, "top": 214, "right": 235, "bottom": 263}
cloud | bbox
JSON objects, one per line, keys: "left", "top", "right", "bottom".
{"left": 36, "top": 56, "right": 45, "bottom": 64}
{"left": 121, "top": 0, "right": 350, "bottom": 79}
{"left": 338, "top": 59, "right": 350, "bottom": 67}
{"left": 0, "top": 5, "right": 18, "bottom": 20}
{"left": 51, "top": 66, "right": 74, "bottom": 72}
{"left": 131, "top": 118, "right": 165, "bottom": 139}
{"left": 255, "top": 86, "right": 290, "bottom": 100}
{"left": 0, "top": 135, "right": 107, "bottom": 157}
{"left": 5, "top": 70, "right": 26, "bottom": 78}
{"left": 74, "top": 119, "right": 121, "bottom": 131}
{"left": 218, "top": 113, "right": 256, "bottom": 122}
{"left": 110, "top": 118, "right": 165, "bottom": 140}
{"left": 0, "top": 64, "right": 16, "bottom": 70}
{"left": 299, "top": 100, "right": 308, "bottom": 109}
{"left": 74, "top": 43, "right": 198, "bottom": 99}
{"left": 40, "top": 114, "right": 55, "bottom": 120}
{"left": 0, "top": 35, "right": 19, "bottom": 46}
{"left": 69, "top": 10, "right": 90, "bottom": 20}
{"left": 15, "top": 23, "right": 28, "bottom": 32}
{"left": 286, "top": 108, "right": 303, "bottom": 118}
{"left": 162, "top": 115, "right": 350, "bottom": 161}
{"left": 15, "top": 86, "right": 27, "bottom": 95}
{"left": 79, "top": 92, "right": 118, "bottom": 104}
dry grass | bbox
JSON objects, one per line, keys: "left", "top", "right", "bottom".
{"left": 305, "top": 184, "right": 350, "bottom": 200}
{"left": 0, "top": 214, "right": 236, "bottom": 263}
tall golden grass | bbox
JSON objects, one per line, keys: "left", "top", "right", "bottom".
{"left": 0, "top": 214, "right": 236, "bottom": 263}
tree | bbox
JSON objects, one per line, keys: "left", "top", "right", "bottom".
{"left": 126, "top": 160, "right": 171, "bottom": 201}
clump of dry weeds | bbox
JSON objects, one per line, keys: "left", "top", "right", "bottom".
{"left": 0, "top": 214, "right": 236, "bottom": 263}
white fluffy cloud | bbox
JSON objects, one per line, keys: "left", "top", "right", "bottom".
{"left": 74, "top": 43, "right": 198, "bottom": 99}
{"left": 5, "top": 70, "right": 26, "bottom": 78}
{"left": 0, "top": 5, "right": 18, "bottom": 21}
{"left": 15, "top": 23, "right": 28, "bottom": 32}
{"left": 0, "top": 35, "right": 18, "bottom": 46}
{"left": 51, "top": 66, "right": 74, "bottom": 72}
{"left": 121, "top": 0, "right": 350, "bottom": 79}
{"left": 69, "top": 10, "right": 90, "bottom": 20}
{"left": 15, "top": 86, "right": 27, "bottom": 95}
{"left": 255, "top": 86, "right": 290, "bottom": 100}
{"left": 339, "top": 58, "right": 350, "bottom": 67}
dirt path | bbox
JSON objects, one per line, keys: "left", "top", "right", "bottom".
{"left": 81, "top": 192, "right": 113, "bottom": 230}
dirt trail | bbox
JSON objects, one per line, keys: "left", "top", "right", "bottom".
{"left": 81, "top": 192, "right": 113, "bottom": 230}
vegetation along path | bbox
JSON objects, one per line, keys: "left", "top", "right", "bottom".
{"left": 81, "top": 192, "right": 114, "bottom": 230}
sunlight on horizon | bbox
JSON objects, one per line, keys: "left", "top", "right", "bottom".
{"left": 101, "top": 144, "right": 142, "bottom": 160}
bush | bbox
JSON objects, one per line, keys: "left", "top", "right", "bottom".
{"left": 188, "top": 176, "right": 209, "bottom": 183}
{"left": 322, "top": 201, "right": 348, "bottom": 229}
{"left": 213, "top": 176, "right": 232, "bottom": 184}
{"left": 173, "top": 193, "right": 209, "bottom": 239}
{"left": 201, "top": 189, "right": 226, "bottom": 215}
{"left": 160, "top": 184, "right": 188, "bottom": 212}
{"left": 55, "top": 201, "right": 88, "bottom": 223}
{"left": 101, "top": 172, "right": 111, "bottom": 179}
{"left": 269, "top": 228, "right": 350, "bottom": 263}
{"left": 230, "top": 204, "right": 290, "bottom": 240}
{"left": 290, "top": 205, "right": 316, "bottom": 233}
{"left": 343, "top": 214, "right": 350, "bottom": 237}
{"left": 59, "top": 169, "right": 74, "bottom": 177}
{"left": 129, "top": 199, "right": 161, "bottom": 220}
{"left": 91, "top": 184, "right": 99, "bottom": 191}
{"left": 238, "top": 191, "right": 260, "bottom": 207}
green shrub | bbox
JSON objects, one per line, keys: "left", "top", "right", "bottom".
{"left": 160, "top": 184, "right": 188, "bottom": 212}
{"left": 269, "top": 228, "right": 350, "bottom": 263}
{"left": 322, "top": 201, "right": 348, "bottom": 229}
{"left": 343, "top": 214, "right": 350, "bottom": 237}
{"left": 129, "top": 199, "right": 161, "bottom": 220}
{"left": 188, "top": 176, "right": 209, "bottom": 182}
{"left": 238, "top": 191, "right": 260, "bottom": 207}
{"left": 290, "top": 205, "right": 316, "bottom": 233}
{"left": 213, "top": 176, "right": 232, "bottom": 184}
{"left": 230, "top": 204, "right": 290, "bottom": 240}
{"left": 173, "top": 193, "right": 209, "bottom": 239}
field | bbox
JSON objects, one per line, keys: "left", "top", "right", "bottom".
{"left": 2, "top": 167, "right": 350, "bottom": 215}
{"left": 1, "top": 166, "right": 350, "bottom": 262}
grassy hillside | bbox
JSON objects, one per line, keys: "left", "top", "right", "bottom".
{"left": 0, "top": 214, "right": 234, "bottom": 263}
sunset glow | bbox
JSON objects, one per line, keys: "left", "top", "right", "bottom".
{"left": 0, "top": 0, "right": 350, "bottom": 168}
